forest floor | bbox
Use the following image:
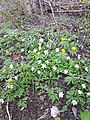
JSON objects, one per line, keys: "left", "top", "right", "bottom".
{"left": 0, "top": 11, "right": 90, "bottom": 120}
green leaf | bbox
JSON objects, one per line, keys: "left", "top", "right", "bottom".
{"left": 80, "top": 110, "right": 90, "bottom": 120}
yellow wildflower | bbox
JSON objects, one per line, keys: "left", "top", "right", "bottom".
{"left": 84, "top": 17, "right": 86, "bottom": 20}
{"left": 16, "top": 42, "right": 19, "bottom": 45}
{"left": 4, "top": 66, "right": 6, "bottom": 69}
{"left": 61, "top": 37, "right": 65, "bottom": 41}
{"left": 6, "top": 50, "right": 8, "bottom": 54}
{"left": 36, "top": 32, "right": 40, "bottom": 35}
{"left": 72, "top": 46, "right": 77, "bottom": 51}
{"left": 8, "top": 77, "right": 13, "bottom": 83}
{"left": 37, "top": 51, "right": 40, "bottom": 55}
{"left": 61, "top": 48, "right": 65, "bottom": 53}
{"left": 3, "top": 68, "right": 6, "bottom": 73}
{"left": 21, "top": 63, "right": 24, "bottom": 67}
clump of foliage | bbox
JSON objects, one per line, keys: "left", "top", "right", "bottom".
{"left": 0, "top": 24, "right": 90, "bottom": 111}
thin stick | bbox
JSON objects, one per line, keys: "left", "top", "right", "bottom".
{"left": 44, "top": 0, "right": 57, "bottom": 25}
{"left": 6, "top": 102, "right": 11, "bottom": 120}
{"left": 54, "top": 10, "right": 90, "bottom": 13}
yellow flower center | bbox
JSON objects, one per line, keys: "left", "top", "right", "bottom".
{"left": 21, "top": 63, "right": 24, "bottom": 67}
{"left": 16, "top": 42, "right": 19, "bottom": 45}
{"left": 84, "top": 17, "right": 86, "bottom": 20}
{"left": 61, "top": 37, "right": 65, "bottom": 41}
{"left": 61, "top": 48, "right": 65, "bottom": 53}
{"left": 37, "top": 51, "right": 40, "bottom": 55}
{"left": 4, "top": 66, "right": 6, "bottom": 69}
{"left": 72, "top": 46, "right": 77, "bottom": 51}
{"left": 8, "top": 77, "right": 13, "bottom": 83}
{"left": 3, "top": 68, "right": 6, "bottom": 73}
{"left": 6, "top": 50, "right": 8, "bottom": 54}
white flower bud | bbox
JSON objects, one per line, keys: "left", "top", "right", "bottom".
{"left": 31, "top": 67, "right": 35, "bottom": 71}
{"left": 81, "top": 84, "right": 86, "bottom": 89}
{"left": 87, "top": 93, "right": 90, "bottom": 96}
{"left": 64, "top": 69, "right": 68, "bottom": 74}
{"left": 59, "top": 92, "right": 64, "bottom": 98}
{"left": 71, "top": 100, "right": 77, "bottom": 106}
{"left": 78, "top": 90, "right": 83, "bottom": 94}
{"left": 52, "top": 66, "right": 57, "bottom": 71}
{"left": 55, "top": 48, "right": 59, "bottom": 52}
{"left": 74, "top": 64, "right": 79, "bottom": 69}
{"left": 37, "top": 70, "right": 40, "bottom": 74}
{"left": 85, "top": 67, "right": 88, "bottom": 72}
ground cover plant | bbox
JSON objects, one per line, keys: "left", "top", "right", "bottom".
{"left": 0, "top": 21, "right": 90, "bottom": 119}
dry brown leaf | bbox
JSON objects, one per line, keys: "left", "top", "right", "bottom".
{"left": 12, "top": 54, "right": 20, "bottom": 60}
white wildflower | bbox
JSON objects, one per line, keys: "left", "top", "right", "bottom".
{"left": 0, "top": 99, "right": 4, "bottom": 104}
{"left": 44, "top": 50, "right": 48, "bottom": 55}
{"left": 77, "top": 54, "right": 81, "bottom": 59}
{"left": 38, "top": 60, "right": 42, "bottom": 64}
{"left": 59, "top": 92, "right": 64, "bottom": 98}
{"left": 41, "top": 64, "right": 46, "bottom": 69}
{"left": 10, "top": 84, "right": 13, "bottom": 89}
{"left": 6, "top": 84, "right": 11, "bottom": 89}
{"left": 52, "top": 66, "right": 57, "bottom": 71}
{"left": 68, "top": 38, "right": 71, "bottom": 41}
{"left": 28, "top": 50, "right": 30, "bottom": 53}
{"left": 74, "top": 64, "right": 79, "bottom": 69}
{"left": 55, "top": 48, "right": 59, "bottom": 52}
{"left": 37, "top": 70, "right": 40, "bottom": 74}
{"left": 31, "top": 44, "right": 33, "bottom": 47}
{"left": 39, "top": 43, "right": 42, "bottom": 46}
{"left": 45, "top": 60, "right": 49, "bottom": 64}
{"left": 64, "top": 69, "right": 68, "bottom": 74}
{"left": 85, "top": 67, "right": 88, "bottom": 72}
{"left": 13, "top": 76, "right": 18, "bottom": 80}
{"left": 66, "top": 56, "right": 70, "bottom": 60}
{"left": 33, "top": 49, "right": 37, "bottom": 53}
{"left": 39, "top": 38, "right": 44, "bottom": 42}
{"left": 21, "top": 56, "right": 24, "bottom": 59}
{"left": 21, "top": 48, "right": 24, "bottom": 52}
{"left": 71, "top": 100, "right": 77, "bottom": 106}
{"left": 87, "top": 93, "right": 90, "bottom": 96}
{"left": 4, "top": 34, "right": 8, "bottom": 38}
{"left": 9, "top": 64, "right": 13, "bottom": 69}
{"left": 31, "top": 67, "right": 35, "bottom": 71}
{"left": 51, "top": 106, "right": 60, "bottom": 118}
{"left": 81, "top": 84, "right": 86, "bottom": 89}
{"left": 78, "top": 90, "right": 83, "bottom": 95}
{"left": 22, "top": 39, "right": 25, "bottom": 42}
{"left": 39, "top": 46, "right": 42, "bottom": 50}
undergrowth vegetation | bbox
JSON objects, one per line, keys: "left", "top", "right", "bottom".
{"left": 0, "top": 18, "right": 90, "bottom": 119}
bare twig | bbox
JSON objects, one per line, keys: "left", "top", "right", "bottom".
{"left": 54, "top": 10, "right": 90, "bottom": 13}
{"left": 38, "top": 0, "right": 43, "bottom": 16}
{"left": 44, "top": 0, "right": 57, "bottom": 25}
{"left": 6, "top": 102, "right": 11, "bottom": 120}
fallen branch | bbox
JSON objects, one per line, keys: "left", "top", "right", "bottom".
{"left": 54, "top": 9, "right": 90, "bottom": 13}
